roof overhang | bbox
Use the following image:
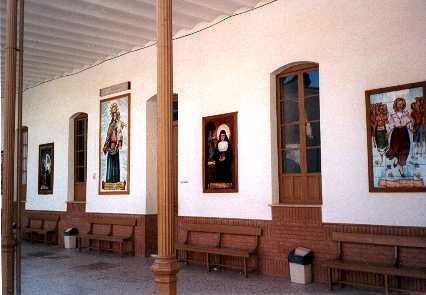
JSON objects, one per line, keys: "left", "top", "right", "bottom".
{"left": 0, "top": 0, "right": 270, "bottom": 93}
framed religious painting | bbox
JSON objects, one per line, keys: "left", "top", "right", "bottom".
{"left": 366, "top": 81, "right": 426, "bottom": 192}
{"left": 38, "top": 143, "right": 54, "bottom": 194}
{"left": 99, "top": 93, "right": 131, "bottom": 195}
{"left": 202, "top": 112, "right": 238, "bottom": 193}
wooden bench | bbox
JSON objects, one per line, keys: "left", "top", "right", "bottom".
{"left": 77, "top": 217, "right": 136, "bottom": 256}
{"left": 176, "top": 224, "right": 262, "bottom": 277}
{"left": 324, "top": 232, "right": 426, "bottom": 294}
{"left": 22, "top": 214, "right": 60, "bottom": 245}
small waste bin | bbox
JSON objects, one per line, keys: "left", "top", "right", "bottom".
{"left": 288, "top": 247, "right": 313, "bottom": 284}
{"left": 64, "top": 228, "right": 79, "bottom": 249}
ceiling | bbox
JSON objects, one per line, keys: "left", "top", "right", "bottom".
{"left": 0, "top": 0, "right": 268, "bottom": 94}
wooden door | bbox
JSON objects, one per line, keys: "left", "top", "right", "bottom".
{"left": 172, "top": 96, "right": 178, "bottom": 215}
{"left": 277, "top": 63, "right": 322, "bottom": 204}
{"left": 74, "top": 114, "right": 87, "bottom": 202}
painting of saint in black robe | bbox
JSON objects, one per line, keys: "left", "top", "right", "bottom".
{"left": 203, "top": 112, "right": 238, "bottom": 192}
{"left": 214, "top": 129, "right": 233, "bottom": 183}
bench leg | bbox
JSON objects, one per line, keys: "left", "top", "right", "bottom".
{"left": 44, "top": 233, "right": 48, "bottom": 245}
{"left": 186, "top": 251, "right": 189, "bottom": 265}
{"left": 243, "top": 257, "right": 247, "bottom": 278}
{"left": 206, "top": 253, "right": 210, "bottom": 272}
{"left": 384, "top": 274, "right": 389, "bottom": 295}
{"left": 328, "top": 268, "right": 333, "bottom": 291}
{"left": 132, "top": 240, "right": 135, "bottom": 256}
{"left": 120, "top": 242, "right": 123, "bottom": 257}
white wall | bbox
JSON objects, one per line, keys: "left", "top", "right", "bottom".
{"left": 23, "top": 47, "right": 158, "bottom": 213}
{"left": 23, "top": 0, "right": 426, "bottom": 225}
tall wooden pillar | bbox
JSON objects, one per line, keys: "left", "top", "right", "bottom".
{"left": 2, "top": 0, "right": 18, "bottom": 294}
{"left": 150, "top": 0, "right": 179, "bottom": 294}
{"left": 15, "top": 0, "right": 25, "bottom": 294}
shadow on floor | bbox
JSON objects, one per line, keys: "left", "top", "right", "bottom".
{"left": 21, "top": 242, "right": 380, "bottom": 295}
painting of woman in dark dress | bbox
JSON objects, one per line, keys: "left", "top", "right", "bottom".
{"left": 99, "top": 94, "right": 130, "bottom": 194}
{"left": 385, "top": 98, "right": 412, "bottom": 177}
{"left": 366, "top": 81, "right": 426, "bottom": 192}
{"left": 203, "top": 112, "right": 238, "bottom": 193}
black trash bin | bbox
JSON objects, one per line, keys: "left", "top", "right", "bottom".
{"left": 288, "top": 247, "right": 313, "bottom": 284}
{"left": 64, "top": 228, "right": 79, "bottom": 249}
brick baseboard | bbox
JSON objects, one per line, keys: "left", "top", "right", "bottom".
{"left": 178, "top": 206, "right": 426, "bottom": 292}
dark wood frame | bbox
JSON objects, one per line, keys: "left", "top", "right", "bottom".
{"left": 365, "top": 81, "right": 426, "bottom": 192}
{"left": 276, "top": 62, "right": 322, "bottom": 204}
{"left": 38, "top": 143, "right": 54, "bottom": 195}
{"left": 99, "top": 93, "right": 131, "bottom": 195}
{"left": 202, "top": 112, "right": 238, "bottom": 193}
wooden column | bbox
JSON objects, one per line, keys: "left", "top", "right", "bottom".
{"left": 2, "top": 0, "right": 18, "bottom": 294}
{"left": 15, "top": 0, "right": 25, "bottom": 294}
{"left": 150, "top": 0, "right": 179, "bottom": 294}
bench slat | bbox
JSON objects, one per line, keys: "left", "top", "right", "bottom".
{"left": 26, "top": 214, "right": 60, "bottom": 222}
{"left": 332, "top": 232, "right": 426, "bottom": 248}
{"left": 183, "top": 224, "right": 261, "bottom": 236}
{"left": 87, "top": 217, "right": 137, "bottom": 227}
{"left": 80, "top": 234, "right": 131, "bottom": 242}
{"left": 176, "top": 243, "right": 253, "bottom": 257}
{"left": 325, "top": 259, "right": 426, "bottom": 280}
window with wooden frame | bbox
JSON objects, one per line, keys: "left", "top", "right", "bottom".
{"left": 276, "top": 63, "right": 322, "bottom": 204}
{"left": 21, "top": 126, "right": 29, "bottom": 201}
{"left": 74, "top": 113, "right": 88, "bottom": 201}
{"left": 21, "top": 126, "right": 28, "bottom": 185}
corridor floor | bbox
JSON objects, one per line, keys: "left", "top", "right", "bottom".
{"left": 21, "top": 242, "right": 379, "bottom": 295}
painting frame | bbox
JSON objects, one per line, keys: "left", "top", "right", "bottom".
{"left": 365, "top": 81, "right": 426, "bottom": 192}
{"left": 99, "top": 93, "right": 131, "bottom": 195}
{"left": 202, "top": 112, "right": 238, "bottom": 193}
{"left": 38, "top": 143, "right": 54, "bottom": 195}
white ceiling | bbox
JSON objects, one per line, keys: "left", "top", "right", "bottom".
{"left": 0, "top": 0, "right": 267, "bottom": 93}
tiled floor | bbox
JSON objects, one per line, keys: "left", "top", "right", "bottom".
{"left": 21, "top": 242, "right": 380, "bottom": 295}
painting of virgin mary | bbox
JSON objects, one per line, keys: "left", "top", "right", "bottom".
{"left": 99, "top": 93, "right": 131, "bottom": 194}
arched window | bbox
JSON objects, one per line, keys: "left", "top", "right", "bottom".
{"left": 74, "top": 113, "right": 88, "bottom": 202}
{"left": 276, "top": 63, "right": 321, "bottom": 204}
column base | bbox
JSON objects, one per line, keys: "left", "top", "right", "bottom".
{"left": 2, "top": 236, "right": 15, "bottom": 295}
{"left": 151, "top": 256, "right": 180, "bottom": 295}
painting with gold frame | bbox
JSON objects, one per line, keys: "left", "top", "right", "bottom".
{"left": 99, "top": 93, "right": 130, "bottom": 195}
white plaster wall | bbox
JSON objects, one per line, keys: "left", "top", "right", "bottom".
{"left": 22, "top": 0, "right": 426, "bottom": 225}
{"left": 23, "top": 47, "right": 157, "bottom": 213}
